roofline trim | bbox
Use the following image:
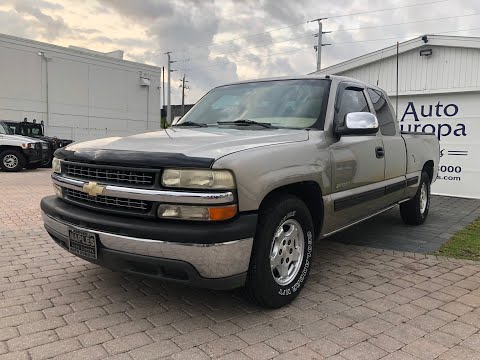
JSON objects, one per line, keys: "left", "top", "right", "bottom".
{"left": 0, "top": 32, "right": 161, "bottom": 73}
{"left": 312, "top": 34, "right": 480, "bottom": 75}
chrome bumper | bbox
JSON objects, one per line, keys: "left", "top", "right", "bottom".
{"left": 42, "top": 211, "right": 253, "bottom": 279}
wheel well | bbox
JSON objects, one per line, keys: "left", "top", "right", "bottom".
{"left": 260, "top": 182, "right": 323, "bottom": 236}
{"left": 423, "top": 160, "right": 434, "bottom": 183}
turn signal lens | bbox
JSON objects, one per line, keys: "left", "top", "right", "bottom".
{"left": 157, "top": 204, "right": 237, "bottom": 221}
{"left": 208, "top": 205, "right": 238, "bottom": 221}
{"left": 53, "top": 184, "right": 63, "bottom": 198}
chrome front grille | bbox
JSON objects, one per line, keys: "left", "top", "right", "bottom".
{"left": 63, "top": 162, "right": 156, "bottom": 186}
{"left": 65, "top": 188, "right": 152, "bottom": 214}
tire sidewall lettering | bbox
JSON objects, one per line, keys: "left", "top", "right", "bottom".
{"left": 278, "top": 230, "right": 313, "bottom": 296}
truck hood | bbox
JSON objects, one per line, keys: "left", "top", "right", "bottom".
{"left": 65, "top": 127, "right": 309, "bottom": 161}
{"left": 2, "top": 134, "right": 43, "bottom": 143}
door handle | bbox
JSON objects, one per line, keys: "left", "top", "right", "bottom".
{"left": 375, "top": 146, "right": 385, "bottom": 159}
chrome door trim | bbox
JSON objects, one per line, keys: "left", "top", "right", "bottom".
{"left": 322, "top": 203, "right": 400, "bottom": 238}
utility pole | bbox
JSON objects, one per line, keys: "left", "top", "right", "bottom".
{"left": 179, "top": 74, "right": 190, "bottom": 116}
{"left": 312, "top": 18, "right": 330, "bottom": 71}
{"left": 162, "top": 66, "right": 165, "bottom": 111}
{"left": 165, "top": 52, "right": 176, "bottom": 125}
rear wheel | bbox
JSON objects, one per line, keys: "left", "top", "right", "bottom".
{"left": 400, "top": 171, "right": 431, "bottom": 225}
{"left": 244, "top": 194, "right": 315, "bottom": 308}
{"left": 0, "top": 150, "right": 25, "bottom": 172}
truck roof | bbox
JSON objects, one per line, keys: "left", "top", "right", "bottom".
{"left": 216, "top": 75, "right": 385, "bottom": 93}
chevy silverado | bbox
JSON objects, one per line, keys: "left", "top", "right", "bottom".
{"left": 41, "top": 75, "right": 439, "bottom": 308}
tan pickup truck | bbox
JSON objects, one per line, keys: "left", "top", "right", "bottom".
{"left": 41, "top": 75, "right": 440, "bottom": 308}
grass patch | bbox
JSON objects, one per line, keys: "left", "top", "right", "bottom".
{"left": 435, "top": 218, "right": 480, "bottom": 261}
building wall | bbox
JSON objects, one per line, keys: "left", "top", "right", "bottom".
{"left": 334, "top": 46, "right": 480, "bottom": 96}
{"left": 316, "top": 43, "right": 480, "bottom": 199}
{"left": 396, "top": 92, "right": 479, "bottom": 199}
{"left": 0, "top": 34, "right": 162, "bottom": 142}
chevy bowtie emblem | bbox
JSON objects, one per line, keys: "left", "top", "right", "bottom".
{"left": 82, "top": 182, "right": 105, "bottom": 197}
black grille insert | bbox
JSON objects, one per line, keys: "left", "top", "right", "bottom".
{"left": 65, "top": 188, "right": 152, "bottom": 213}
{"left": 64, "top": 162, "right": 156, "bottom": 186}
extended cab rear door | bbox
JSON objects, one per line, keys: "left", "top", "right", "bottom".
{"left": 327, "top": 82, "right": 386, "bottom": 230}
{"left": 366, "top": 88, "right": 408, "bottom": 203}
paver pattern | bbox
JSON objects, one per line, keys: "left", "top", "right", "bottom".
{"left": 1, "top": 169, "right": 480, "bottom": 360}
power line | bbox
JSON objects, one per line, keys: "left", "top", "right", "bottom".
{"left": 167, "top": 0, "right": 449, "bottom": 54}
{"left": 185, "top": 46, "right": 312, "bottom": 72}
{"left": 167, "top": 21, "right": 308, "bottom": 53}
{"left": 184, "top": 33, "right": 316, "bottom": 65}
{"left": 179, "top": 11, "right": 479, "bottom": 66}
{"left": 183, "top": 25, "right": 480, "bottom": 73}
{"left": 330, "top": 26, "right": 480, "bottom": 45}
{"left": 328, "top": 12, "right": 480, "bottom": 34}
{"left": 324, "top": 0, "right": 448, "bottom": 20}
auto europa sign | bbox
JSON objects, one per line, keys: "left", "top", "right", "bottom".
{"left": 397, "top": 93, "right": 479, "bottom": 199}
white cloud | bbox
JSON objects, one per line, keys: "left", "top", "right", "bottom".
{"left": 1, "top": 0, "right": 478, "bottom": 102}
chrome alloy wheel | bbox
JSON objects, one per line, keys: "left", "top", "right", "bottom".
{"left": 419, "top": 183, "right": 428, "bottom": 214}
{"left": 270, "top": 219, "right": 305, "bottom": 286}
{"left": 3, "top": 154, "right": 19, "bottom": 169}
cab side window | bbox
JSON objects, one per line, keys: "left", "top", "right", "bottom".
{"left": 367, "top": 88, "right": 396, "bottom": 136}
{"left": 335, "top": 87, "right": 369, "bottom": 126}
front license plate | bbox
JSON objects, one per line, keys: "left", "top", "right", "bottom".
{"left": 68, "top": 228, "right": 97, "bottom": 260}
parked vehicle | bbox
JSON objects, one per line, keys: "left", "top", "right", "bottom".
{"left": 0, "top": 122, "right": 48, "bottom": 171}
{"left": 2, "top": 120, "right": 73, "bottom": 167}
{"left": 40, "top": 75, "right": 440, "bottom": 307}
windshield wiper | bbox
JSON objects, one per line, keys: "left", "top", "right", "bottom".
{"left": 217, "top": 119, "right": 272, "bottom": 128}
{"left": 174, "top": 121, "right": 208, "bottom": 127}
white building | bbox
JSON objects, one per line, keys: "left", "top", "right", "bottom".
{"left": 314, "top": 35, "right": 480, "bottom": 199}
{"left": 0, "top": 33, "right": 162, "bottom": 142}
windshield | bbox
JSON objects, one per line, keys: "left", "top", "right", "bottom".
{"left": 19, "top": 124, "right": 43, "bottom": 136}
{"left": 178, "top": 79, "right": 330, "bottom": 129}
{"left": 0, "top": 122, "right": 12, "bottom": 135}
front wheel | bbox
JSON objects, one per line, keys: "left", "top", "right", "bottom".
{"left": 0, "top": 150, "right": 25, "bottom": 172}
{"left": 244, "top": 194, "right": 315, "bottom": 308}
{"left": 400, "top": 171, "right": 431, "bottom": 225}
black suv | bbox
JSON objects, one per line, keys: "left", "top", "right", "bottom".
{"left": 2, "top": 120, "right": 73, "bottom": 167}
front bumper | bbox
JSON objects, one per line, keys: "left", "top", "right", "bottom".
{"left": 41, "top": 196, "right": 257, "bottom": 290}
{"left": 23, "top": 148, "right": 42, "bottom": 164}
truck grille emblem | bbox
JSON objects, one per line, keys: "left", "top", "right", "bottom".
{"left": 82, "top": 182, "right": 105, "bottom": 197}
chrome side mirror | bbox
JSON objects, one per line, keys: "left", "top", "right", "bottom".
{"left": 336, "top": 112, "right": 379, "bottom": 135}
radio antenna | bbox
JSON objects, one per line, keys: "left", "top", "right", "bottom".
{"left": 396, "top": 42, "right": 399, "bottom": 121}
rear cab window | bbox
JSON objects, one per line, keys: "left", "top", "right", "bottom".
{"left": 367, "top": 88, "right": 397, "bottom": 136}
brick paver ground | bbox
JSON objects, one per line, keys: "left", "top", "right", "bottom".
{"left": 1, "top": 169, "right": 479, "bottom": 360}
{"left": 330, "top": 196, "right": 480, "bottom": 253}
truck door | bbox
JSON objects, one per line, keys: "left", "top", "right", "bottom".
{"left": 366, "top": 88, "right": 407, "bottom": 204}
{"left": 328, "top": 84, "right": 386, "bottom": 230}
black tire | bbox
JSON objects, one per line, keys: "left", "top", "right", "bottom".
{"left": 400, "top": 171, "right": 431, "bottom": 225}
{"left": 244, "top": 194, "right": 315, "bottom": 308}
{"left": 0, "top": 150, "right": 25, "bottom": 172}
{"left": 41, "top": 158, "right": 52, "bottom": 168}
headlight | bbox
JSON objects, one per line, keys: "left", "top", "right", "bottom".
{"left": 52, "top": 157, "right": 62, "bottom": 173}
{"left": 162, "top": 169, "right": 235, "bottom": 189}
{"left": 157, "top": 204, "right": 237, "bottom": 221}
